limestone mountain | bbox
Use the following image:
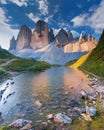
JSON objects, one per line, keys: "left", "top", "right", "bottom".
{"left": 54, "top": 29, "right": 69, "bottom": 47}
{"left": 30, "top": 20, "right": 49, "bottom": 49}
{"left": 48, "top": 28, "right": 54, "bottom": 42}
{"left": 9, "top": 36, "right": 16, "bottom": 50}
{"left": 16, "top": 25, "right": 32, "bottom": 50}
{"left": 64, "top": 33, "right": 97, "bottom": 53}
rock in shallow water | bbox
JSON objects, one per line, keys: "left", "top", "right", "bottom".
{"left": 68, "top": 99, "right": 80, "bottom": 107}
{"left": 9, "top": 118, "right": 32, "bottom": 128}
{"left": 54, "top": 113, "right": 72, "bottom": 124}
{"left": 34, "top": 100, "right": 42, "bottom": 108}
{"left": 80, "top": 89, "right": 88, "bottom": 99}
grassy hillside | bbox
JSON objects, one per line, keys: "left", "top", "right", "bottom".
{"left": 69, "top": 30, "right": 104, "bottom": 77}
{"left": 0, "top": 48, "right": 16, "bottom": 64}
{"left": 0, "top": 49, "right": 15, "bottom": 59}
{"left": 3, "top": 59, "right": 52, "bottom": 72}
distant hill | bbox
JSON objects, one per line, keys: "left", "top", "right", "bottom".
{"left": 70, "top": 30, "right": 104, "bottom": 77}
{"left": 0, "top": 48, "right": 15, "bottom": 59}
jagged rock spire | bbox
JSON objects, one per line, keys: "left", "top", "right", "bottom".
{"left": 9, "top": 36, "right": 16, "bottom": 50}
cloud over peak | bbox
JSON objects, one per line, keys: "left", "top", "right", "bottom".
{"left": 71, "top": 0, "right": 104, "bottom": 34}
{"left": 36, "top": 0, "right": 48, "bottom": 16}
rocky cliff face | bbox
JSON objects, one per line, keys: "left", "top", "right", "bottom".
{"left": 54, "top": 29, "right": 69, "bottom": 47}
{"left": 48, "top": 28, "right": 54, "bottom": 42}
{"left": 16, "top": 25, "right": 32, "bottom": 50}
{"left": 68, "top": 30, "right": 73, "bottom": 42}
{"left": 9, "top": 36, "right": 16, "bottom": 50}
{"left": 30, "top": 20, "right": 49, "bottom": 49}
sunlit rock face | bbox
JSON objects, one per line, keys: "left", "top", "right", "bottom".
{"left": 54, "top": 29, "right": 69, "bottom": 47}
{"left": 16, "top": 25, "right": 32, "bottom": 50}
{"left": 9, "top": 36, "right": 16, "bottom": 50}
{"left": 64, "top": 40, "right": 97, "bottom": 53}
{"left": 30, "top": 20, "right": 49, "bottom": 49}
{"left": 64, "top": 33, "right": 97, "bottom": 53}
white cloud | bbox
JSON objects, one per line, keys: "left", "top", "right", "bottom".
{"left": 71, "top": 0, "right": 104, "bottom": 34}
{"left": 58, "top": 21, "right": 71, "bottom": 28}
{"left": 71, "top": 30, "right": 80, "bottom": 38}
{"left": 0, "top": 0, "right": 28, "bottom": 7}
{"left": 89, "top": 0, "right": 104, "bottom": 33}
{"left": 26, "top": 13, "right": 40, "bottom": 23}
{"left": 71, "top": 13, "right": 88, "bottom": 27}
{"left": 10, "top": 0, "right": 28, "bottom": 7}
{"left": 0, "top": 8, "right": 19, "bottom": 50}
{"left": 36, "top": 0, "right": 48, "bottom": 16}
{"left": 0, "top": 0, "right": 7, "bottom": 4}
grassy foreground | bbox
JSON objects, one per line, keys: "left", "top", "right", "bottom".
{"left": 3, "top": 59, "right": 52, "bottom": 72}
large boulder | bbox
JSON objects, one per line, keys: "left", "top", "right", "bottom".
{"left": 30, "top": 20, "right": 49, "bottom": 49}
{"left": 16, "top": 25, "right": 32, "bottom": 50}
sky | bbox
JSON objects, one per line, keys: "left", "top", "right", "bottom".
{"left": 0, "top": 0, "right": 104, "bottom": 50}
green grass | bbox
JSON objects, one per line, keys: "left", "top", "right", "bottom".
{"left": 80, "top": 30, "right": 104, "bottom": 77}
{"left": 3, "top": 59, "right": 52, "bottom": 72}
{"left": 0, "top": 70, "right": 9, "bottom": 81}
{"left": 0, "top": 126, "right": 18, "bottom": 130}
{"left": 0, "top": 49, "right": 15, "bottom": 59}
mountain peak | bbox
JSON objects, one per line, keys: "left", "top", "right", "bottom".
{"left": 54, "top": 28, "right": 69, "bottom": 47}
{"left": 9, "top": 36, "right": 16, "bottom": 50}
{"left": 16, "top": 25, "right": 32, "bottom": 50}
{"left": 30, "top": 20, "right": 49, "bottom": 49}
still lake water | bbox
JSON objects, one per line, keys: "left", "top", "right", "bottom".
{"left": 0, "top": 67, "right": 92, "bottom": 125}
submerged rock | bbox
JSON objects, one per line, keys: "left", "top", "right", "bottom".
{"left": 68, "top": 99, "right": 80, "bottom": 107}
{"left": 34, "top": 100, "right": 42, "bottom": 108}
{"left": 68, "top": 109, "right": 80, "bottom": 117}
{"left": 54, "top": 113, "right": 72, "bottom": 124}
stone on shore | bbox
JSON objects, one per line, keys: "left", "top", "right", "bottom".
{"left": 81, "top": 113, "right": 92, "bottom": 121}
{"left": 80, "top": 89, "right": 88, "bottom": 99}
{"left": 54, "top": 113, "right": 72, "bottom": 124}
{"left": 9, "top": 119, "right": 32, "bottom": 128}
